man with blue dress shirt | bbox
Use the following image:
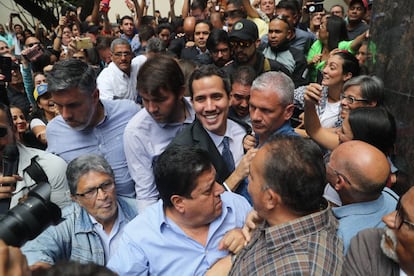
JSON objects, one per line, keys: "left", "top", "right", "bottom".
{"left": 46, "top": 59, "right": 139, "bottom": 199}
{"left": 107, "top": 145, "right": 251, "bottom": 275}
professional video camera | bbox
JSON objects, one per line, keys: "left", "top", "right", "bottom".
{"left": 304, "top": 0, "right": 324, "bottom": 13}
{"left": 0, "top": 183, "right": 62, "bottom": 247}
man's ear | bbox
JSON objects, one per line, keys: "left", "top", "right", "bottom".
{"left": 171, "top": 195, "right": 185, "bottom": 213}
{"left": 265, "top": 188, "right": 281, "bottom": 210}
{"left": 255, "top": 39, "right": 261, "bottom": 48}
{"left": 284, "top": 103, "right": 295, "bottom": 121}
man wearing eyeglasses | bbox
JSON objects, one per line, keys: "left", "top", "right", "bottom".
{"left": 21, "top": 154, "right": 137, "bottom": 271}
{"left": 326, "top": 140, "right": 398, "bottom": 253}
{"left": 343, "top": 186, "right": 414, "bottom": 275}
{"left": 97, "top": 38, "right": 140, "bottom": 101}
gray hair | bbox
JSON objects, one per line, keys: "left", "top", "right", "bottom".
{"left": 251, "top": 71, "right": 294, "bottom": 106}
{"left": 47, "top": 59, "right": 97, "bottom": 96}
{"left": 66, "top": 154, "right": 114, "bottom": 196}
{"left": 110, "top": 38, "right": 131, "bottom": 52}
{"left": 146, "top": 37, "right": 166, "bottom": 54}
{"left": 343, "top": 75, "right": 384, "bottom": 105}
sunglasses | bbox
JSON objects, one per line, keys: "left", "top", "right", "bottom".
{"left": 224, "top": 9, "right": 242, "bottom": 18}
{"left": 230, "top": 40, "right": 253, "bottom": 49}
{"left": 0, "top": 126, "right": 8, "bottom": 138}
{"left": 26, "top": 42, "right": 40, "bottom": 48}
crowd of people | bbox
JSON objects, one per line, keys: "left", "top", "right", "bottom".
{"left": 0, "top": 0, "right": 412, "bottom": 275}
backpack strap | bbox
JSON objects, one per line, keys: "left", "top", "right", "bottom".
{"left": 23, "top": 155, "right": 49, "bottom": 183}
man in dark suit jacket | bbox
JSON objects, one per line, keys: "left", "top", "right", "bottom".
{"left": 169, "top": 65, "right": 256, "bottom": 201}
{"left": 180, "top": 20, "right": 212, "bottom": 65}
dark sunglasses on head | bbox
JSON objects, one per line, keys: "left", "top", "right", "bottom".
{"left": 224, "top": 9, "right": 242, "bottom": 18}
{"left": 0, "top": 126, "right": 8, "bottom": 138}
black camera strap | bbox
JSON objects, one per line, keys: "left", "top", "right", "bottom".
{"left": 23, "top": 155, "right": 49, "bottom": 184}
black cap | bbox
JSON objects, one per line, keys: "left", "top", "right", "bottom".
{"left": 229, "top": 19, "right": 258, "bottom": 42}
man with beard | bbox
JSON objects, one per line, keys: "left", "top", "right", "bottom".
{"left": 97, "top": 38, "right": 140, "bottom": 101}
{"left": 228, "top": 66, "right": 255, "bottom": 124}
{"left": 123, "top": 56, "right": 195, "bottom": 212}
{"left": 224, "top": 19, "right": 282, "bottom": 78}
{"left": 119, "top": 15, "right": 141, "bottom": 56}
{"left": 343, "top": 186, "right": 414, "bottom": 275}
{"left": 346, "top": 0, "right": 369, "bottom": 40}
{"left": 206, "top": 29, "right": 232, "bottom": 68}
{"left": 262, "top": 15, "right": 308, "bottom": 87}
{"left": 46, "top": 59, "right": 140, "bottom": 199}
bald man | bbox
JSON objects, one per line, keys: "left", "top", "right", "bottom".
{"left": 326, "top": 140, "right": 399, "bottom": 253}
{"left": 168, "top": 16, "right": 196, "bottom": 57}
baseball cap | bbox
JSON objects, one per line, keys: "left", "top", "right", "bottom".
{"left": 229, "top": 19, "right": 258, "bottom": 42}
{"left": 350, "top": 0, "right": 368, "bottom": 11}
{"left": 33, "top": 83, "right": 48, "bottom": 101}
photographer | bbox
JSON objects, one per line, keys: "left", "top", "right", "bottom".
{"left": 0, "top": 103, "right": 70, "bottom": 213}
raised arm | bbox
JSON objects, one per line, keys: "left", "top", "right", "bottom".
{"left": 242, "top": 0, "right": 261, "bottom": 19}
{"left": 304, "top": 83, "right": 340, "bottom": 150}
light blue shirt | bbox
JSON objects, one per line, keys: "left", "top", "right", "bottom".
{"left": 89, "top": 203, "right": 126, "bottom": 263}
{"left": 333, "top": 187, "right": 398, "bottom": 253}
{"left": 123, "top": 98, "right": 195, "bottom": 212}
{"left": 46, "top": 99, "right": 140, "bottom": 197}
{"left": 21, "top": 197, "right": 137, "bottom": 266}
{"left": 107, "top": 192, "right": 251, "bottom": 275}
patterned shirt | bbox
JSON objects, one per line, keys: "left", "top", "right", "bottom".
{"left": 230, "top": 204, "right": 344, "bottom": 276}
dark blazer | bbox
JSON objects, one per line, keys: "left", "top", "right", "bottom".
{"left": 168, "top": 118, "right": 251, "bottom": 184}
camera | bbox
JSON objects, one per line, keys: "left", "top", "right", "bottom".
{"left": 305, "top": 2, "right": 324, "bottom": 13}
{"left": 0, "top": 183, "right": 62, "bottom": 247}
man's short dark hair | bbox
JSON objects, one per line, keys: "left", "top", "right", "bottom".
{"left": 120, "top": 15, "right": 134, "bottom": 25}
{"left": 154, "top": 145, "right": 213, "bottom": 207}
{"left": 47, "top": 59, "right": 97, "bottom": 96}
{"left": 137, "top": 55, "right": 184, "bottom": 97}
{"left": 206, "top": 29, "right": 229, "bottom": 52}
{"left": 188, "top": 65, "right": 231, "bottom": 98}
{"left": 263, "top": 136, "right": 326, "bottom": 215}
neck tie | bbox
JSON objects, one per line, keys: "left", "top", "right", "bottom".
{"left": 222, "top": 136, "right": 235, "bottom": 172}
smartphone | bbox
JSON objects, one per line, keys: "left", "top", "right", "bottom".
{"left": 0, "top": 56, "right": 12, "bottom": 82}
{"left": 75, "top": 37, "right": 93, "bottom": 49}
{"left": 24, "top": 44, "right": 44, "bottom": 62}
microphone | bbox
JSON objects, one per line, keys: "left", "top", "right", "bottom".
{"left": 0, "top": 144, "right": 19, "bottom": 214}
{"left": 2, "top": 144, "right": 19, "bottom": 177}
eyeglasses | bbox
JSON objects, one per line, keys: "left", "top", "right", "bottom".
{"left": 271, "top": 14, "right": 292, "bottom": 28}
{"left": 112, "top": 52, "right": 132, "bottom": 57}
{"left": 340, "top": 94, "right": 368, "bottom": 104}
{"left": 0, "top": 126, "right": 8, "bottom": 138}
{"left": 326, "top": 163, "right": 353, "bottom": 186}
{"left": 76, "top": 180, "right": 115, "bottom": 199}
{"left": 230, "top": 40, "right": 253, "bottom": 49}
{"left": 26, "top": 42, "right": 40, "bottom": 48}
{"left": 395, "top": 199, "right": 414, "bottom": 230}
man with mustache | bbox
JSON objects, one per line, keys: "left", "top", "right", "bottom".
{"left": 21, "top": 154, "right": 137, "bottom": 271}
{"left": 97, "top": 38, "right": 141, "bottom": 101}
{"left": 228, "top": 66, "right": 255, "bottom": 125}
{"left": 107, "top": 145, "right": 251, "bottom": 275}
{"left": 343, "top": 186, "right": 414, "bottom": 275}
